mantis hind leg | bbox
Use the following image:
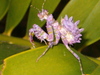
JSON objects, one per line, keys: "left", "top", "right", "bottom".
{"left": 61, "top": 36, "right": 84, "bottom": 75}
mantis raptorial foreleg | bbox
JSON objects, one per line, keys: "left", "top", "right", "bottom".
{"left": 29, "top": 0, "right": 84, "bottom": 75}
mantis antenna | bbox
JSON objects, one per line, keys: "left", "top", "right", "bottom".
{"left": 30, "top": 4, "right": 40, "bottom": 12}
{"left": 30, "top": 0, "right": 47, "bottom": 12}
{"left": 42, "top": 0, "right": 47, "bottom": 10}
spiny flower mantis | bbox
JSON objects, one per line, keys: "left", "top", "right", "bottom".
{"left": 29, "top": 0, "right": 84, "bottom": 75}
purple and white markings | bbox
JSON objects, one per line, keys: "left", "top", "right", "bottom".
{"left": 29, "top": 0, "right": 84, "bottom": 75}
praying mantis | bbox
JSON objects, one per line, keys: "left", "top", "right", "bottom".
{"left": 29, "top": 0, "right": 84, "bottom": 75}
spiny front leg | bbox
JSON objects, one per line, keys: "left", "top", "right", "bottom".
{"left": 36, "top": 22, "right": 61, "bottom": 62}
{"left": 46, "top": 14, "right": 61, "bottom": 46}
{"left": 29, "top": 24, "right": 54, "bottom": 62}
{"left": 29, "top": 28, "right": 36, "bottom": 48}
{"left": 52, "top": 21, "right": 60, "bottom": 45}
{"left": 45, "top": 14, "right": 55, "bottom": 47}
{"left": 36, "top": 15, "right": 57, "bottom": 62}
{"left": 36, "top": 16, "right": 61, "bottom": 62}
{"left": 29, "top": 24, "right": 48, "bottom": 45}
{"left": 35, "top": 23, "right": 54, "bottom": 62}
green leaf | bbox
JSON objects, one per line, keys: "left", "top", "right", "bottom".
{"left": 0, "top": 34, "right": 44, "bottom": 49}
{"left": 0, "top": 42, "right": 29, "bottom": 71}
{"left": 25, "top": 0, "right": 60, "bottom": 37}
{"left": 57, "top": 0, "right": 100, "bottom": 49}
{"left": 0, "top": 0, "right": 10, "bottom": 20}
{"left": 82, "top": 0, "right": 100, "bottom": 47}
{"left": 2, "top": 44, "right": 98, "bottom": 75}
{"left": 0, "top": 31, "right": 44, "bottom": 71}
{"left": 87, "top": 57, "right": 100, "bottom": 65}
{"left": 91, "top": 66, "right": 100, "bottom": 75}
{"left": 4, "top": 0, "right": 31, "bottom": 36}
